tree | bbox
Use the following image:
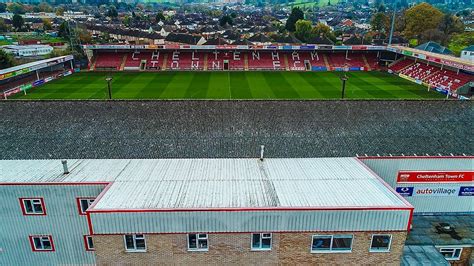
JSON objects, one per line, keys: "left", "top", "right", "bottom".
{"left": 58, "top": 21, "right": 70, "bottom": 39}
{"left": 438, "top": 14, "right": 464, "bottom": 37}
{"left": 43, "top": 19, "right": 52, "bottom": 31}
{"left": 107, "top": 5, "right": 118, "bottom": 18}
{"left": 285, "top": 7, "right": 304, "bottom": 32}
{"left": 38, "top": 2, "right": 53, "bottom": 12}
{"left": 230, "top": 12, "right": 237, "bottom": 19}
{"left": 448, "top": 32, "right": 474, "bottom": 56}
{"left": 56, "top": 7, "right": 65, "bottom": 16}
{"left": 0, "top": 3, "right": 7, "bottom": 13}
{"left": 295, "top": 19, "right": 312, "bottom": 42}
{"left": 8, "top": 3, "right": 25, "bottom": 14}
{"left": 403, "top": 3, "right": 443, "bottom": 39}
{"left": 219, "top": 15, "right": 233, "bottom": 27}
{"left": 12, "top": 14, "right": 24, "bottom": 31}
{"left": 0, "top": 50, "right": 14, "bottom": 69}
{"left": 370, "top": 12, "right": 390, "bottom": 34}
{"left": 155, "top": 12, "right": 165, "bottom": 22}
{"left": 0, "top": 18, "right": 8, "bottom": 32}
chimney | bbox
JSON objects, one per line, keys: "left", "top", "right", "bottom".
{"left": 61, "top": 160, "right": 69, "bottom": 174}
{"left": 260, "top": 145, "right": 265, "bottom": 161}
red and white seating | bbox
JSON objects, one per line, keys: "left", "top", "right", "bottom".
{"left": 287, "top": 51, "right": 325, "bottom": 70}
{"left": 167, "top": 51, "right": 204, "bottom": 70}
{"left": 247, "top": 51, "right": 285, "bottom": 70}
{"left": 427, "top": 69, "right": 472, "bottom": 91}
{"left": 124, "top": 51, "right": 164, "bottom": 69}
{"left": 389, "top": 59, "right": 414, "bottom": 73}
{"left": 207, "top": 51, "right": 245, "bottom": 70}
{"left": 95, "top": 52, "right": 125, "bottom": 70}
{"left": 400, "top": 62, "right": 438, "bottom": 81}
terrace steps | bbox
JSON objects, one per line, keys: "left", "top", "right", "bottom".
{"left": 90, "top": 57, "right": 97, "bottom": 71}
{"left": 284, "top": 53, "right": 290, "bottom": 71}
{"left": 323, "top": 54, "right": 331, "bottom": 70}
{"left": 363, "top": 55, "right": 371, "bottom": 71}
{"left": 119, "top": 55, "right": 127, "bottom": 71}
{"left": 203, "top": 53, "right": 208, "bottom": 71}
{"left": 244, "top": 53, "right": 249, "bottom": 71}
{"left": 162, "top": 54, "right": 168, "bottom": 70}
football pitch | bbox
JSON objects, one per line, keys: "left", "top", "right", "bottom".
{"left": 12, "top": 71, "right": 444, "bottom": 100}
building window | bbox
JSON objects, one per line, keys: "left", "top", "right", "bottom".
{"left": 311, "top": 235, "right": 353, "bottom": 253}
{"left": 370, "top": 234, "right": 392, "bottom": 252}
{"left": 188, "top": 234, "right": 208, "bottom": 251}
{"left": 251, "top": 233, "right": 272, "bottom": 251}
{"left": 439, "top": 247, "right": 462, "bottom": 260}
{"left": 84, "top": 235, "right": 94, "bottom": 251}
{"left": 77, "top": 198, "right": 95, "bottom": 215}
{"left": 29, "top": 235, "right": 54, "bottom": 252}
{"left": 124, "top": 234, "right": 146, "bottom": 252}
{"left": 20, "top": 198, "right": 46, "bottom": 215}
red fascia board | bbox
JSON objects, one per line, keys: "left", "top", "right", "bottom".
{"left": 88, "top": 206, "right": 413, "bottom": 213}
{"left": 86, "top": 182, "right": 113, "bottom": 211}
{"left": 87, "top": 212, "right": 94, "bottom": 235}
{"left": 358, "top": 156, "right": 473, "bottom": 159}
{"left": 407, "top": 208, "right": 414, "bottom": 233}
{"left": 90, "top": 229, "right": 408, "bottom": 236}
{"left": 19, "top": 197, "right": 47, "bottom": 216}
{"left": 355, "top": 158, "right": 414, "bottom": 209}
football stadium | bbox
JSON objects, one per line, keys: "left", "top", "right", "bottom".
{"left": 1, "top": 44, "right": 472, "bottom": 100}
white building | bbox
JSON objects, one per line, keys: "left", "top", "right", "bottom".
{"left": 2, "top": 45, "right": 53, "bottom": 57}
{"left": 460, "top": 45, "right": 474, "bottom": 63}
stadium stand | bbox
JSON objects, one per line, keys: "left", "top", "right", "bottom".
{"left": 427, "top": 69, "right": 472, "bottom": 91}
{"left": 95, "top": 52, "right": 125, "bottom": 70}
{"left": 124, "top": 51, "right": 164, "bottom": 70}
{"left": 390, "top": 58, "right": 473, "bottom": 91}
{"left": 247, "top": 51, "right": 285, "bottom": 70}
{"left": 167, "top": 51, "right": 205, "bottom": 70}
{"left": 207, "top": 51, "right": 245, "bottom": 70}
{"left": 286, "top": 51, "right": 325, "bottom": 70}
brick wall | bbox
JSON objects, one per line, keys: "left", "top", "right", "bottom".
{"left": 93, "top": 231, "right": 406, "bottom": 265}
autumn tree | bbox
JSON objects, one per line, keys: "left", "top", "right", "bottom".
{"left": 403, "top": 3, "right": 443, "bottom": 39}
{"left": 370, "top": 12, "right": 390, "bottom": 34}
{"left": 295, "top": 19, "right": 312, "bottom": 42}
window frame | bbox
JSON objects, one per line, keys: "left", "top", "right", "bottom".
{"left": 76, "top": 197, "right": 95, "bottom": 215}
{"left": 438, "top": 247, "right": 462, "bottom": 261}
{"left": 311, "top": 234, "right": 353, "bottom": 253}
{"left": 29, "top": 235, "right": 55, "bottom": 252}
{"left": 123, "top": 234, "right": 147, "bottom": 252}
{"left": 187, "top": 233, "right": 209, "bottom": 252}
{"left": 251, "top": 233, "right": 272, "bottom": 251}
{"left": 19, "top": 198, "right": 46, "bottom": 216}
{"left": 84, "top": 235, "right": 95, "bottom": 251}
{"left": 369, "top": 234, "right": 392, "bottom": 253}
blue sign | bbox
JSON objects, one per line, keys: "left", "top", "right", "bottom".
{"left": 459, "top": 186, "right": 474, "bottom": 196}
{"left": 32, "top": 79, "right": 44, "bottom": 87}
{"left": 312, "top": 66, "right": 327, "bottom": 71}
{"left": 396, "top": 187, "right": 414, "bottom": 197}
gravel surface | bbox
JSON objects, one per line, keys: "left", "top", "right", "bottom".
{"left": 0, "top": 100, "right": 472, "bottom": 159}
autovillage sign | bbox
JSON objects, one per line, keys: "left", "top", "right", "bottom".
{"left": 395, "top": 171, "right": 473, "bottom": 198}
{"left": 396, "top": 171, "right": 473, "bottom": 183}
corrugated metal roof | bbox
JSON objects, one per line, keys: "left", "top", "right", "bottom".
{"left": 0, "top": 158, "right": 409, "bottom": 210}
{"left": 0, "top": 55, "right": 69, "bottom": 75}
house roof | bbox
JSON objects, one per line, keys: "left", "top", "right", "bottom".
{"left": 415, "top": 41, "right": 453, "bottom": 56}
{"left": 165, "top": 32, "right": 203, "bottom": 45}
{"left": 0, "top": 100, "right": 471, "bottom": 159}
{"left": 401, "top": 246, "right": 449, "bottom": 266}
{"left": 0, "top": 157, "right": 410, "bottom": 210}
{"left": 462, "top": 45, "right": 474, "bottom": 52}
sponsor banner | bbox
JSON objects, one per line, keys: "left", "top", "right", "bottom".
{"left": 386, "top": 47, "right": 398, "bottom": 52}
{"left": 396, "top": 187, "right": 414, "bottom": 197}
{"left": 282, "top": 45, "right": 293, "bottom": 50}
{"left": 312, "top": 66, "right": 327, "bottom": 71}
{"left": 32, "top": 79, "right": 45, "bottom": 87}
{"left": 416, "top": 54, "right": 426, "bottom": 60}
{"left": 396, "top": 186, "right": 460, "bottom": 197}
{"left": 399, "top": 73, "right": 416, "bottom": 83}
{"left": 351, "top": 45, "right": 368, "bottom": 50}
{"left": 290, "top": 67, "right": 306, "bottom": 71}
{"left": 397, "top": 171, "right": 473, "bottom": 183}
{"left": 435, "top": 87, "right": 449, "bottom": 95}
{"left": 266, "top": 45, "right": 278, "bottom": 49}
{"left": 415, "top": 79, "right": 422, "bottom": 85}
{"left": 63, "top": 70, "right": 73, "bottom": 77}
{"left": 367, "top": 46, "right": 385, "bottom": 50}
{"left": 333, "top": 46, "right": 351, "bottom": 50}
{"left": 236, "top": 45, "right": 249, "bottom": 50}
{"left": 300, "top": 45, "right": 315, "bottom": 49}
{"left": 20, "top": 83, "right": 32, "bottom": 91}
{"left": 4, "top": 87, "right": 21, "bottom": 97}
{"left": 65, "top": 55, "right": 74, "bottom": 61}
{"left": 44, "top": 77, "right": 53, "bottom": 83}
{"left": 402, "top": 50, "right": 413, "bottom": 56}
{"left": 459, "top": 186, "right": 474, "bottom": 196}
{"left": 459, "top": 95, "right": 470, "bottom": 100}
{"left": 349, "top": 67, "right": 362, "bottom": 71}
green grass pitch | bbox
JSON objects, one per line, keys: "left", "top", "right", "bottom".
{"left": 12, "top": 71, "right": 444, "bottom": 100}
